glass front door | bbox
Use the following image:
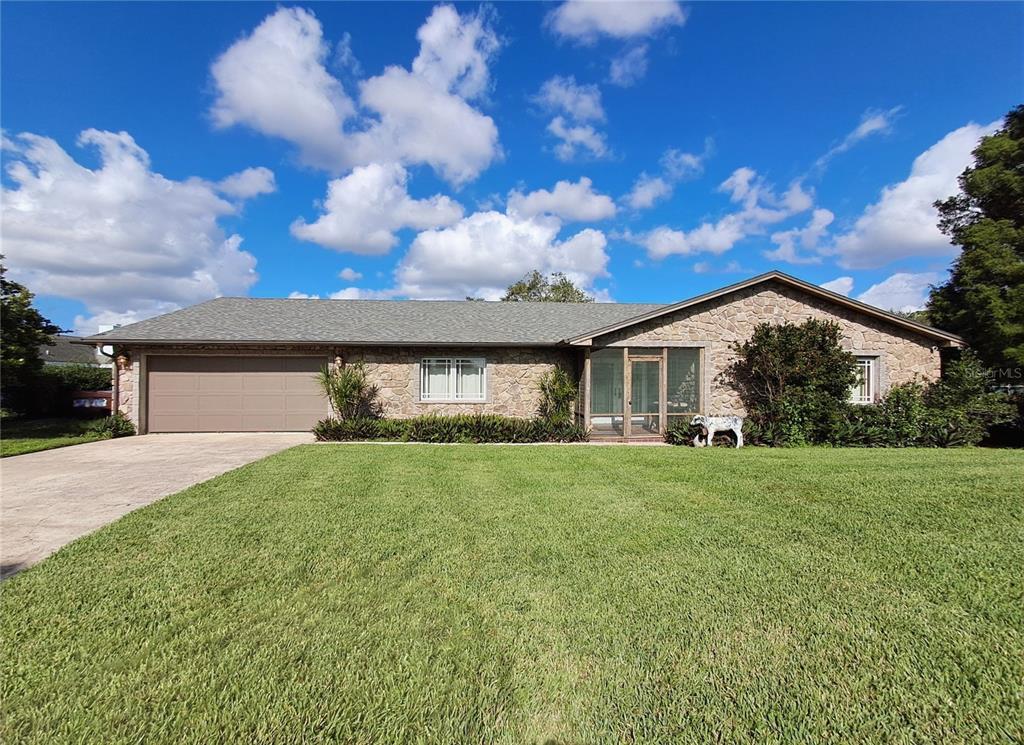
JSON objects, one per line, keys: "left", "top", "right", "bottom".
{"left": 629, "top": 358, "right": 661, "bottom": 436}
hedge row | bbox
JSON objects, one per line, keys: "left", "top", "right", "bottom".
{"left": 313, "top": 414, "right": 588, "bottom": 444}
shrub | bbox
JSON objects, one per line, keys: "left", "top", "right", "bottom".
{"left": 829, "top": 352, "right": 1016, "bottom": 448}
{"left": 724, "top": 319, "right": 857, "bottom": 446}
{"left": 13, "top": 364, "right": 113, "bottom": 417}
{"left": 86, "top": 411, "right": 135, "bottom": 438}
{"left": 317, "top": 363, "right": 382, "bottom": 420}
{"left": 537, "top": 367, "right": 577, "bottom": 425}
{"left": 313, "top": 414, "right": 588, "bottom": 444}
{"left": 44, "top": 364, "right": 112, "bottom": 392}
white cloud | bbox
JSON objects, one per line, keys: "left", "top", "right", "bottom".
{"left": 288, "top": 291, "right": 321, "bottom": 299}
{"left": 547, "top": 116, "right": 609, "bottom": 161}
{"left": 814, "top": 106, "right": 902, "bottom": 171}
{"left": 624, "top": 174, "right": 672, "bottom": 209}
{"left": 856, "top": 272, "right": 942, "bottom": 313}
{"left": 210, "top": 7, "right": 355, "bottom": 170}
{"left": 329, "top": 287, "right": 394, "bottom": 300}
{"left": 533, "top": 75, "right": 605, "bottom": 122}
{"left": 291, "top": 162, "right": 463, "bottom": 253}
{"left": 624, "top": 141, "right": 711, "bottom": 209}
{"left": 820, "top": 276, "right": 854, "bottom": 296}
{"left": 629, "top": 167, "right": 813, "bottom": 258}
{"left": 507, "top": 177, "right": 616, "bottom": 222}
{"left": 661, "top": 146, "right": 708, "bottom": 181}
{"left": 394, "top": 210, "right": 610, "bottom": 299}
{"left": 217, "top": 166, "right": 277, "bottom": 198}
{"left": 609, "top": 44, "right": 648, "bottom": 87}
{"left": 338, "top": 267, "right": 362, "bottom": 282}
{"left": 765, "top": 208, "right": 833, "bottom": 264}
{"left": 411, "top": 4, "right": 499, "bottom": 100}
{"left": 1, "top": 130, "right": 259, "bottom": 334}
{"left": 354, "top": 67, "right": 500, "bottom": 185}
{"left": 333, "top": 32, "right": 363, "bottom": 77}
{"left": 210, "top": 5, "right": 501, "bottom": 184}
{"left": 533, "top": 76, "right": 609, "bottom": 161}
{"left": 548, "top": 0, "right": 686, "bottom": 42}
{"left": 829, "top": 120, "right": 999, "bottom": 269}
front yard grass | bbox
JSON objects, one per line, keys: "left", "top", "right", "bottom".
{"left": 2, "top": 445, "right": 1021, "bottom": 743}
{"left": 0, "top": 417, "right": 106, "bottom": 457}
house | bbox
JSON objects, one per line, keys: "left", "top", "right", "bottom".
{"left": 40, "top": 335, "right": 111, "bottom": 367}
{"left": 83, "top": 271, "right": 963, "bottom": 439}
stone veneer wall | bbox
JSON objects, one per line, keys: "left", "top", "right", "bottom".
{"left": 114, "top": 344, "right": 577, "bottom": 430}
{"left": 591, "top": 281, "right": 945, "bottom": 415}
{"left": 340, "top": 346, "right": 577, "bottom": 418}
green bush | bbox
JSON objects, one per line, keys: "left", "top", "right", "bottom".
{"left": 14, "top": 364, "right": 112, "bottom": 417}
{"left": 724, "top": 319, "right": 857, "bottom": 446}
{"left": 829, "top": 353, "right": 1016, "bottom": 448}
{"left": 86, "top": 411, "right": 135, "bottom": 438}
{"left": 537, "top": 367, "right": 577, "bottom": 425}
{"left": 316, "top": 363, "right": 382, "bottom": 420}
{"left": 44, "top": 364, "right": 112, "bottom": 392}
{"left": 313, "top": 414, "right": 588, "bottom": 444}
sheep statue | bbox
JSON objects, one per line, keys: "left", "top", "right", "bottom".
{"left": 691, "top": 415, "right": 744, "bottom": 448}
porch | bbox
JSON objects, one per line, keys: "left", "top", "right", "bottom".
{"left": 579, "top": 345, "right": 705, "bottom": 441}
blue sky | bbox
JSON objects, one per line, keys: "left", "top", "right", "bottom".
{"left": 2, "top": 1, "right": 1021, "bottom": 333}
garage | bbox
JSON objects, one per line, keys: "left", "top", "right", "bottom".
{"left": 146, "top": 356, "right": 327, "bottom": 432}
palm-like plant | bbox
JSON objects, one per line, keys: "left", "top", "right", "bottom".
{"left": 317, "top": 362, "right": 382, "bottom": 420}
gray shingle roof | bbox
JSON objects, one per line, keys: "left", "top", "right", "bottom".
{"left": 84, "top": 297, "right": 666, "bottom": 346}
{"left": 40, "top": 335, "right": 102, "bottom": 364}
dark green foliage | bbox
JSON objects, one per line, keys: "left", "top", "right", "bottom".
{"left": 830, "top": 353, "right": 1016, "bottom": 448}
{"left": 86, "top": 412, "right": 135, "bottom": 439}
{"left": 313, "top": 414, "right": 588, "bottom": 443}
{"left": 537, "top": 367, "right": 578, "bottom": 425}
{"left": 724, "top": 319, "right": 857, "bottom": 446}
{"left": 928, "top": 105, "right": 1024, "bottom": 371}
{"left": 41, "top": 364, "right": 112, "bottom": 392}
{"left": 15, "top": 364, "right": 112, "bottom": 417}
{"left": 317, "top": 363, "right": 382, "bottom": 420}
{"left": 502, "top": 270, "right": 593, "bottom": 303}
{"left": 1, "top": 260, "right": 63, "bottom": 412}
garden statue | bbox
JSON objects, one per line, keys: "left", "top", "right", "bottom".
{"left": 691, "top": 415, "right": 744, "bottom": 448}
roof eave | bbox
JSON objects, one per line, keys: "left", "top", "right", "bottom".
{"left": 76, "top": 338, "right": 568, "bottom": 348}
{"left": 565, "top": 271, "right": 965, "bottom": 346}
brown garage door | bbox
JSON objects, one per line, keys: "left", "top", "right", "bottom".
{"left": 147, "top": 356, "right": 327, "bottom": 432}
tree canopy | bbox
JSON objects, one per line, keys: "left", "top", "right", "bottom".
{"left": 501, "top": 271, "right": 593, "bottom": 303}
{"left": 1, "top": 260, "right": 63, "bottom": 404}
{"left": 927, "top": 105, "right": 1024, "bottom": 371}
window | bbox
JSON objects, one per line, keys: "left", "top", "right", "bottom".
{"left": 420, "top": 358, "right": 486, "bottom": 401}
{"left": 666, "top": 348, "right": 701, "bottom": 423}
{"left": 851, "top": 357, "right": 876, "bottom": 404}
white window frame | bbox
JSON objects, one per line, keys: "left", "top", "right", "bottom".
{"left": 851, "top": 356, "right": 877, "bottom": 404}
{"left": 420, "top": 357, "right": 487, "bottom": 402}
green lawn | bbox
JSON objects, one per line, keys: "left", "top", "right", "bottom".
{"left": 2, "top": 446, "right": 1022, "bottom": 743}
{"left": 0, "top": 417, "right": 106, "bottom": 457}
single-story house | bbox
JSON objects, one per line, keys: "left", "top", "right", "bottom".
{"left": 83, "top": 271, "right": 963, "bottom": 440}
{"left": 40, "top": 335, "right": 111, "bottom": 368}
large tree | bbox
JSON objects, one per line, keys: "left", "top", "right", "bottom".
{"left": 501, "top": 270, "right": 593, "bottom": 303}
{"left": 1, "top": 260, "right": 63, "bottom": 407}
{"left": 927, "top": 105, "right": 1024, "bottom": 371}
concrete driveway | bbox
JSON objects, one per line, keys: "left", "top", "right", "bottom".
{"left": 0, "top": 432, "right": 311, "bottom": 579}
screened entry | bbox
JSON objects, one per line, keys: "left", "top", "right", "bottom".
{"left": 588, "top": 347, "right": 702, "bottom": 438}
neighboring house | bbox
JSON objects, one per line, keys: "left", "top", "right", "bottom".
{"left": 83, "top": 272, "right": 963, "bottom": 439}
{"left": 40, "top": 335, "right": 112, "bottom": 367}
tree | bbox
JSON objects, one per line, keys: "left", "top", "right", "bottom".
{"left": 1, "top": 259, "right": 63, "bottom": 409}
{"left": 501, "top": 270, "right": 593, "bottom": 303}
{"left": 927, "top": 105, "right": 1024, "bottom": 372}
{"left": 724, "top": 319, "right": 857, "bottom": 446}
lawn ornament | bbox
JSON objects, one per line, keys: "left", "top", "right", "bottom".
{"left": 691, "top": 415, "right": 744, "bottom": 448}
